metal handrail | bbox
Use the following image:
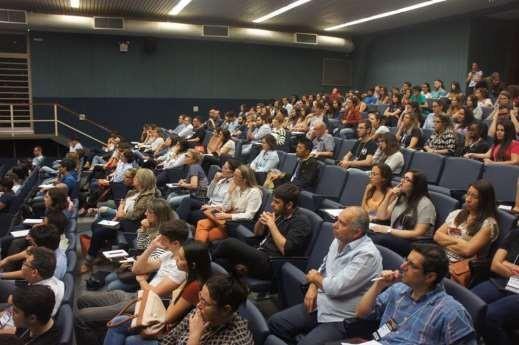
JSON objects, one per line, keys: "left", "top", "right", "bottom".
{"left": 3, "top": 102, "right": 114, "bottom": 135}
{"left": 0, "top": 102, "right": 110, "bottom": 145}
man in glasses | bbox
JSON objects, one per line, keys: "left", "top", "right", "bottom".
{"left": 356, "top": 243, "right": 476, "bottom": 345}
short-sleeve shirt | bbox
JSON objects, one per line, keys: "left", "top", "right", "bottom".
{"left": 491, "top": 140, "right": 519, "bottom": 161}
{"left": 443, "top": 209, "right": 498, "bottom": 262}
{"left": 20, "top": 323, "right": 60, "bottom": 345}
{"left": 180, "top": 280, "right": 202, "bottom": 305}
{"left": 400, "top": 127, "right": 423, "bottom": 149}
{"left": 150, "top": 251, "right": 187, "bottom": 287}
{"left": 501, "top": 229, "right": 519, "bottom": 263}
{"left": 350, "top": 139, "right": 377, "bottom": 161}
{"left": 190, "top": 127, "right": 206, "bottom": 143}
{"left": 369, "top": 283, "right": 476, "bottom": 345}
{"left": 258, "top": 207, "right": 312, "bottom": 257}
{"left": 390, "top": 196, "right": 436, "bottom": 238}
{"left": 187, "top": 164, "right": 208, "bottom": 198}
{"left": 312, "top": 133, "right": 335, "bottom": 153}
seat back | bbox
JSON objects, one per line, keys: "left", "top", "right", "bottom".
{"left": 279, "top": 153, "right": 298, "bottom": 176}
{"left": 207, "top": 165, "right": 221, "bottom": 182}
{"left": 62, "top": 273, "right": 74, "bottom": 305}
{"left": 276, "top": 150, "right": 287, "bottom": 168}
{"left": 56, "top": 304, "right": 74, "bottom": 345}
{"left": 494, "top": 210, "right": 517, "bottom": 255}
{"left": 210, "top": 262, "right": 228, "bottom": 276}
{"left": 314, "top": 165, "right": 348, "bottom": 200}
{"left": 408, "top": 151, "right": 445, "bottom": 184}
{"left": 238, "top": 300, "right": 269, "bottom": 345}
{"left": 482, "top": 165, "right": 519, "bottom": 203}
{"left": 429, "top": 191, "right": 459, "bottom": 229}
{"left": 438, "top": 157, "right": 483, "bottom": 190}
{"left": 401, "top": 148, "right": 415, "bottom": 175}
{"left": 332, "top": 137, "right": 344, "bottom": 161}
{"left": 298, "top": 208, "right": 324, "bottom": 257}
{"left": 338, "top": 139, "right": 357, "bottom": 162}
{"left": 376, "top": 245, "right": 404, "bottom": 270}
{"left": 338, "top": 169, "right": 370, "bottom": 206}
{"left": 307, "top": 222, "right": 334, "bottom": 270}
{"left": 265, "top": 335, "right": 289, "bottom": 345}
{"left": 443, "top": 278, "right": 487, "bottom": 335}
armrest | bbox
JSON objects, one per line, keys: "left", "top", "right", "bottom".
{"left": 269, "top": 256, "right": 309, "bottom": 274}
{"left": 231, "top": 224, "right": 264, "bottom": 246}
{"left": 279, "top": 262, "right": 308, "bottom": 309}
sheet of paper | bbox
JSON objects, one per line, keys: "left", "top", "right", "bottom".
{"left": 103, "top": 249, "right": 129, "bottom": 259}
{"left": 11, "top": 229, "right": 30, "bottom": 238}
{"left": 498, "top": 205, "right": 512, "bottom": 211}
{"left": 23, "top": 218, "right": 43, "bottom": 225}
{"left": 342, "top": 341, "right": 382, "bottom": 345}
{"left": 38, "top": 184, "right": 54, "bottom": 189}
{"left": 98, "top": 220, "right": 120, "bottom": 229}
{"left": 321, "top": 209, "right": 342, "bottom": 218}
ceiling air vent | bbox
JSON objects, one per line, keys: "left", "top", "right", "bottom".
{"left": 94, "top": 17, "right": 125, "bottom": 30}
{"left": 202, "top": 25, "right": 229, "bottom": 38}
{"left": 295, "top": 33, "right": 318, "bottom": 45}
{"left": 0, "top": 9, "right": 27, "bottom": 24}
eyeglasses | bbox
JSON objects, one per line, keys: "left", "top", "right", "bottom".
{"left": 198, "top": 292, "right": 216, "bottom": 307}
{"left": 22, "top": 261, "right": 35, "bottom": 270}
{"left": 403, "top": 176, "right": 413, "bottom": 183}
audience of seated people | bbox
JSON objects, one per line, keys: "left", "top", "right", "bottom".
{"left": 2, "top": 75, "right": 519, "bottom": 345}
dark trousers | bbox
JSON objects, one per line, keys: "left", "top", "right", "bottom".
{"left": 176, "top": 197, "right": 205, "bottom": 223}
{"left": 472, "top": 279, "right": 519, "bottom": 345}
{"left": 268, "top": 304, "right": 347, "bottom": 345}
{"left": 212, "top": 238, "right": 272, "bottom": 280}
{"left": 368, "top": 232, "right": 413, "bottom": 258}
{"left": 88, "top": 222, "right": 118, "bottom": 258}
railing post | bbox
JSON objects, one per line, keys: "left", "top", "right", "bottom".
{"left": 53, "top": 104, "right": 58, "bottom": 136}
{"left": 9, "top": 104, "right": 14, "bottom": 137}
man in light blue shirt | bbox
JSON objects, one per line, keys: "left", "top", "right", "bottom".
{"left": 430, "top": 79, "right": 448, "bottom": 99}
{"left": 356, "top": 243, "right": 476, "bottom": 345}
{"left": 268, "top": 207, "right": 382, "bottom": 345}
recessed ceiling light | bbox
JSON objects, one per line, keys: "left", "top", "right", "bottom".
{"left": 325, "top": 0, "right": 448, "bottom": 31}
{"left": 169, "top": 0, "right": 193, "bottom": 16}
{"left": 70, "top": 0, "right": 80, "bottom": 9}
{"left": 253, "top": 0, "right": 313, "bottom": 23}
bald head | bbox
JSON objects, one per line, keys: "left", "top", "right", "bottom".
{"left": 334, "top": 206, "right": 370, "bottom": 245}
{"left": 54, "top": 183, "right": 69, "bottom": 194}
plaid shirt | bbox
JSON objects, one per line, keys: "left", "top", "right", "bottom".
{"left": 160, "top": 311, "right": 254, "bottom": 345}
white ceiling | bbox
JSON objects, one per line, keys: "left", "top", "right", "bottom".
{"left": 1, "top": 0, "right": 518, "bottom": 34}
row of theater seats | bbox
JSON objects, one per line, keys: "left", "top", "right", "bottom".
{"left": 274, "top": 146, "right": 519, "bottom": 204}
{"left": 0, "top": 160, "right": 79, "bottom": 345}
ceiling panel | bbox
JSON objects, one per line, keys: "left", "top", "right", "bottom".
{"left": 0, "top": 0, "right": 517, "bottom": 34}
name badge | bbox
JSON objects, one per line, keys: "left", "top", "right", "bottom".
{"left": 373, "top": 319, "right": 398, "bottom": 340}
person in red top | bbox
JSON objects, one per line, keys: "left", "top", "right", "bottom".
{"left": 338, "top": 96, "right": 361, "bottom": 139}
{"left": 465, "top": 120, "right": 519, "bottom": 166}
{"left": 104, "top": 241, "right": 212, "bottom": 345}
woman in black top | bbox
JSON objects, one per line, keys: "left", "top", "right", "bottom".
{"left": 471, "top": 229, "right": 519, "bottom": 345}
{"left": 395, "top": 111, "right": 423, "bottom": 150}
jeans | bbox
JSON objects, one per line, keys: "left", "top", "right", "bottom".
{"left": 268, "top": 303, "right": 347, "bottom": 345}
{"left": 166, "top": 192, "right": 191, "bottom": 209}
{"left": 471, "top": 279, "right": 519, "bottom": 345}
{"left": 76, "top": 290, "right": 136, "bottom": 345}
{"left": 103, "top": 316, "right": 158, "bottom": 345}
{"left": 105, "top": 272, "right": 138, "bottom": 292}
{"left": 176, "top": 197, "right": 204, "bottom": 222}
{"left": 213, "top": 238, "right": 271, "bottom": 280}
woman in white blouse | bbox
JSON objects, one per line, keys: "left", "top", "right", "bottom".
{"left": 195, "top": 165, "right": 262, "bottom": 243}
{"left": 250, "top": 134, "right": 279, "bottom": 173}
{"left": 176, "top": 159, "right": 240, "bottom": 222}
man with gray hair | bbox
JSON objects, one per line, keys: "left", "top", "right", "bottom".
{"left": 268, "top": 207, "right": 382, "bottom": 345}
{"left": 308, "top": 120, "right": 334, "bottom": 159}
